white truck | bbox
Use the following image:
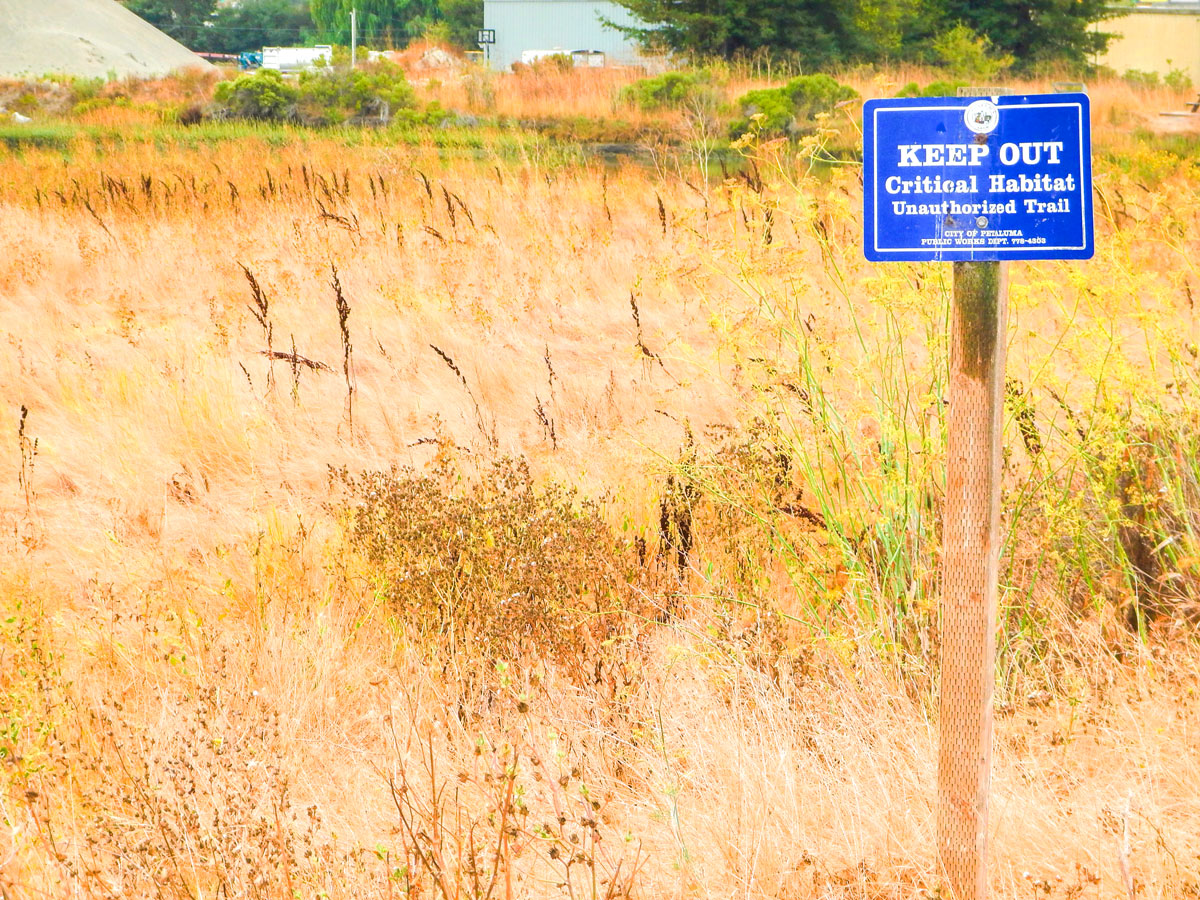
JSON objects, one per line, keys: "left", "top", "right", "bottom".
{"left": 260, "top": 46, "right": 333, "bottom": 72}
{"left": 519, "top": 49, "right": 605, "bottom": 67}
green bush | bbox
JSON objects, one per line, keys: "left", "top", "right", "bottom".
{"left": 929, "top": 24, "right": 1013, "bottom": 81}
{"left": 731, "top": 73, "right": 857, "bottom": 138}
{"left": 1123, "top": 69, "right": 1160, "bottom": 90}
{"left": 212, "top": 61, "right": 418, "bottom": 125}
{"left": 1165, "top": 67, "right": 1194, "bottom": 93}
{"left": 1124, "top": 63, "right": 1199, "bottom": 94}
{"left": 621, "top": 70, "right": 720, "bottom": 111}
{"left": 895, "top": 79, "right": 968, "bottom": 99}
{"left": 731, "top": 87, "right": 795, "bottom": 135}
{"left": 296, "top": 60, "right": 417, "bottom": 125}
{"left": 787, "top": 73, "right": 858, "bottom": 119}
{"left": 392, "top": 101, "right": 455, "bottom": 128}
{"left": 66, "top": 76, "right": 106, "bottom": 108}
{"left": 213, "top": 68, "right": 299, "bottom": 121}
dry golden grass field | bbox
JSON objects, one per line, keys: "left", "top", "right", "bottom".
{"left": 0, "top": 69, "right": 1199, "bottom": 899}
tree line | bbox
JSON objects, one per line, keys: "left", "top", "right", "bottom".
{"left": 126, "top": 0, "right": 1114, "bottom": 69}
{"left": 610, "top": 0, "right": 1118, "bottom": 70}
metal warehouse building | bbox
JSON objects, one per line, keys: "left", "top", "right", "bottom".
{"left": 1094, "top": 2, "right": 1200, "bottom": 84}
{"left": 482, "top": 0, "right": 648, "bottom": 70}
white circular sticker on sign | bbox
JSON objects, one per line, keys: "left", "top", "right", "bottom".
{"left": 964, "top": 99, "right": 999, "bottom": 134}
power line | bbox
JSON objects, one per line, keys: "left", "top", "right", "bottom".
{"left": 156, "top": 19, "right": 435, "bottom": 35}
{"left": 173, "top": 24, "right": 313, "bottom": 32}
{"left": 142, "top": 10, "right": 464, "bottom": 48}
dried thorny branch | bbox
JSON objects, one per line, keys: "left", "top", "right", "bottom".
{"left": 442, "top": 186, "right": 457, "bottom": 232}
{"left": 601, "top": 170, "right": 612, "bottom": 225}
{"left": 289, "top": 333, "right": 302, "bottom": 403}
{"left": 430, "top": 344, "right": 467, "bottom": 385}
{"left": 451, "top": 191, "right": 475, "bottom": 229}
{"left": 242, "top": 265, "right": 269, "bottom": 332}
{"left": 416, "top": 170, "right": 433, "bottom": 200}
{"left": 266, "top": 336, "right": 331, "bottom": 405}
{"left": 18, "top": 404, "right": 37, "bottom": 512}
{"left": 262, "top": 348, "right": 332, "bottom": 373}
{"left": 535, "top": 395, "right": 557, "bottom": 450}
{"left": 241, "top": 263, "right": 274, "bottom": 390}
{"left": 630, "top": 293, "right": 676, "bottom": 382}
{"left": 316, "top": 198, "right": 359, "bottom": 234}
{"left": 81, "top": 197, "right": 115, "bottom": 241}
{"left": 544, "top": 345, "right": 557, "bottom": 405}
{"left": 538, "top": 346, "right": 559, "bottom": 450}
{"left": 429, "top": 345, "right": 496, "bottom": 449}
{"left": 331, "top": 265, "right": 355, "bottom": 431}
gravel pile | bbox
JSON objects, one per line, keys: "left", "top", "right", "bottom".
{"left": 0, "top": 0, "right": 214, "bottom": 80}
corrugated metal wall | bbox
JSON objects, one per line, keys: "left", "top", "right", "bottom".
{"left": 1093, "top": 7, "right": 1200, "bottom": 83}
{"left": 482, "top": 0, "right": 647, "bottom": 70}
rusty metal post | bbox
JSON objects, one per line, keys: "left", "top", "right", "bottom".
{"left": 937, "top": 259, "right": 1007, "bottom": 900}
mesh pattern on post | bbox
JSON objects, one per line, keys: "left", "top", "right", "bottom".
{"left": 937, "top": 260, "right": 1008, "bottom": 900}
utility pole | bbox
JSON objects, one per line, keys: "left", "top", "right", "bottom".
{"left": 350, "top": 7, "right": 357, "bottom": 68}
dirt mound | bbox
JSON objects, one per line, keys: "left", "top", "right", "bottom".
{"left": 392, "top": 41, "right": 468, "bottom": 75}
{"left": 414, "top": 46, "right": 463, "bottom": 70}
{"left": 0, "top": 0, "right": 214, "bottom": 81}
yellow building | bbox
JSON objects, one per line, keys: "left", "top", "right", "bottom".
{"left": 1095, "top": 3, "right": 1200, "bottom": 83}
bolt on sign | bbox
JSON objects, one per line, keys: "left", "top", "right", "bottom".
{"left": 863, "top": 94, "right": 1093, "bottom": 261}
{"left": 861, "top": 93, "right": 1093, "bottom": 900}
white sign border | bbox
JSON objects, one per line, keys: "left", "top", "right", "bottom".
{"left": 869, "top": 100, "right": 1090, "bottom": 257}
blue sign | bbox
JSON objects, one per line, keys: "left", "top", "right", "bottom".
{"left": 863, "top": 93, "right": 1093, "bottom": 261}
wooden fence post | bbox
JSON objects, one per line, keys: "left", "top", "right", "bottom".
{"left": 937, "top": 258, "right": 1008, "bottom": 900}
